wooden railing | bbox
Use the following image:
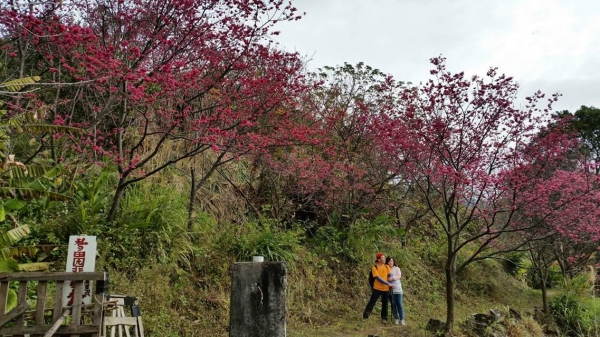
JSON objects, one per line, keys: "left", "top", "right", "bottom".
{"left": 0, "top": 272, "right": 106, "bottom": 337}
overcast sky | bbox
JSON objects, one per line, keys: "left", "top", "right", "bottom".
{"left": 273, "top": 0, "right": 600, "bottom": 112}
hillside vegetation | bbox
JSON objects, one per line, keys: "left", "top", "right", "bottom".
{"left": 94, "top": 173, "right": 543, "bottom": 337}
{"left": 1, "top": 1, "right": 599, "bottom": 336}
{"left": 20, "top": 169, "right": 552, "bottom": 336}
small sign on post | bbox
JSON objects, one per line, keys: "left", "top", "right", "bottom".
{"left": 63, "top": 235, "right": 97, "bottom": 306}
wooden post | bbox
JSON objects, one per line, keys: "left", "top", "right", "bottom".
{"left": 33, "top": 281, "right": 48, "bottom": 337}
{"left": 0, "top": 281, "right": 9, "bottom": 315}
{"left": 229, "top": 262, "right": 287, "bottom": 337}
{"left": 70, "top": 280, "right": 84, "bottom": 337}
{"left": 14, "top": 281, "right": 28, "bottom": 337}
{"left": 43, "top": 309, "right": 70, "bottom": 337}
{"left": 53, "top": 281, "right": 65, "bottom": 323}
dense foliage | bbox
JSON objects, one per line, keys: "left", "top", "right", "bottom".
{"left": 0, "top": 0, "right": 598, "bottom": 336}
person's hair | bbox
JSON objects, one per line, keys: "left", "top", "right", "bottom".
{"left": 385, "top": 257, "right": 397, "bottom": 267}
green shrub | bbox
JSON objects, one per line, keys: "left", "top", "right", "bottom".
{"left": 229, "top": 220, "right": 302, "bottom": 268}
{"left": 549, "top": 294, "right": 599, "bottom": 336}
{"left": 503, "top": 252, "right": 526, "bottom": 277}
{"left": 308, "top": 214, "right": 401, "bottom": 264}
{"left": 102, "top": 181, "right": 192, "bottom": 271}
{"left": 525, "top": 264, "right": 562, "bottom": 290}
{"left": 564, "top": 273, "right": 595, "bottom": 298}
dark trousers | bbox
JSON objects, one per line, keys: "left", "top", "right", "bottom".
{"left": 363, "top": 289, "right": 389, "bottom": 320}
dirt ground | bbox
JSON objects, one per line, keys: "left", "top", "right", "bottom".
{"left": 288, "top": 317, "right": 434, "bottom": 337}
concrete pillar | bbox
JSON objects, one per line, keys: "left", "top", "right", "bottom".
{"left": 229, "top": 262, "right": 287, "bottom": 337}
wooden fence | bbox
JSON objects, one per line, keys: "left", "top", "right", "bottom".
{"left": 0, "top": 271, "right": 106, "bottom": 337}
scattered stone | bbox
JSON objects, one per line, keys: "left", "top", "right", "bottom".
{"left": 463, "top": 310, "right": 507, "bottom": 336}
{"left": 473, "top": 313, "right": 495, "bottom": 326}
{"left": 533, "top": 306, "right": 545, "bottom": 323}
{"left": 426, "top": 318, "right": 446, "bottom": 336}
{"left": 508, "top": 307, "right": 522, "bottom": 321}
{"left": 489, "top": 308, "right": 503, "bottom": 322}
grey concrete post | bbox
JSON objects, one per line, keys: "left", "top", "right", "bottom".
{"left": 229, "top": 262, "right": 287, "bottom": 337}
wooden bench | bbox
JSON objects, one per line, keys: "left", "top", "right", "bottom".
{"left": 102, "top": 295, "right": 144, "bottom": 337}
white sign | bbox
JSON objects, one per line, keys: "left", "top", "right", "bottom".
{"left": 63, "top": 235, "right": 97, "bottom": 306}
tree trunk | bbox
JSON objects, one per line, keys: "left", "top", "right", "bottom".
{"left": 539, "top": 264, "right": 551, "bottom": 314}
{"left": 445, "top": 251, "right": 457, "bottom": 335}
{"left": 107, "top": 181, "right": 127, "bottom": 223}
{"left": 540, "top": 275, "right": 549, "bottom": 314}
{"left": 530, "top": 247, "right": 551, "bottom": 315}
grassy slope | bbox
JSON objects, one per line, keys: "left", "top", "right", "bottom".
{"left": 109, "top": 233, "right": 543, "bottom": 337}
{"left": 285, "top": 247, "right": 542, "bottom": 337}
{"left": 88, "top": 153, "right": 544, "bottom": 336}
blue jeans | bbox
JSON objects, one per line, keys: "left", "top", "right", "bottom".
{"left": 363, "top": 289, "right": 389, "bottom": 320}
{"left": 389, "top": 293, "right": 404, "bottom": 320}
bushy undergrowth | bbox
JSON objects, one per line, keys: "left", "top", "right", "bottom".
{"left": 12, "top": 174, "right": 562, "bottom": 336}
{"left": 549, "top": 294, "right": 600, "bottom": 336}
{"left": 110, "top": 181, "right": 192, "bottom": 267}
{"left": 459, "top": 308, "right": 545, "bottom": 337}
{"left": 114, "top": 205, "right": 546, "bottom": 336}
{"left": 228, "top": 220, "right": 302, "bottom": 268}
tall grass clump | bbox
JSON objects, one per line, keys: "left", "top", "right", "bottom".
{"left": 228, "top": 220, "right": 302, "bottom": 268}
{"left": 550, "top": 294, "right": 593, "bottom": 336}
{"left": 549, "top": 274, "right": 600, "bottom": 337}
{"left": 103, "top": 181, "right": 192, "bottom": 271}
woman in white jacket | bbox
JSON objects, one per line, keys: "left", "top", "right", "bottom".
{"left": 386, "top": 257, "right": 405, "bottom": 325}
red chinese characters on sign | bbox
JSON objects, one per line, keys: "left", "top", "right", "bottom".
{"left": 64, "top": 236, "right": 96, "bottom": 306}
{"left": 72, "top": 238, "right": 88, "bottom": 272}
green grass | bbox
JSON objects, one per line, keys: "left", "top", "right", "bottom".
{"left": 102, "top": 202, "right": 551, "bottom": 337}
{"left": 285, "top": 262, "right": 543, "bottom": 337}
{"left": 106, "top": 233, "right": 550, "bottom": 337}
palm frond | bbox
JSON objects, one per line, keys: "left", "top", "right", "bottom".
{"left": 18, "top": 262, "right": 50, "bottom": 272}
{"left": 0, "top": 225, "right": 30, "bottom": 252}
{"left": 7, "top": 246, "right": 39, "bottom": 259}
{"left": 0, "top": 76, "right": 41, "bottom": 92}
{"left": 2, "top": 165, "right": 61, "bottom": 179}
{"left": 19, "top": 124, "right": 83, "bottom": 135}
{"left": 0, "top": 226, "right": 30, "bottom": 260}
{"left": 0, "top": 259, "right": 19, "bottom": 272}
{"left": 5, "top": 290, "right": 16, "bottom": 313}
{"left": 0, "top": 187, "right": 70, "bottom": 201}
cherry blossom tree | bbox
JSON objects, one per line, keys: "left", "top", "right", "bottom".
{"left": 284, "top": 63, "right": 404, "bottom": 224}
{"left": 372, "top": 56, "right": 581, "bottom": 333}
{"left": 521, "top": 167, "right": 600, "bottom": 314}
{"left": 1, "top": 0, "right": 315, "bottom": 222}
{"left": 248, "top": 62, "right": 418, "bottom": 235}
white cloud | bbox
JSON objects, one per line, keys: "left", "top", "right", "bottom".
{"left": 482, "top": 0, "right": 600, "bottom": 81}
{"left": 274, "top": 0, "right": 600, "bottom": 111}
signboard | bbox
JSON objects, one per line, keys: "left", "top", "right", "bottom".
{"left": 63, "top": 235, "right": 97, "bottom": 306}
